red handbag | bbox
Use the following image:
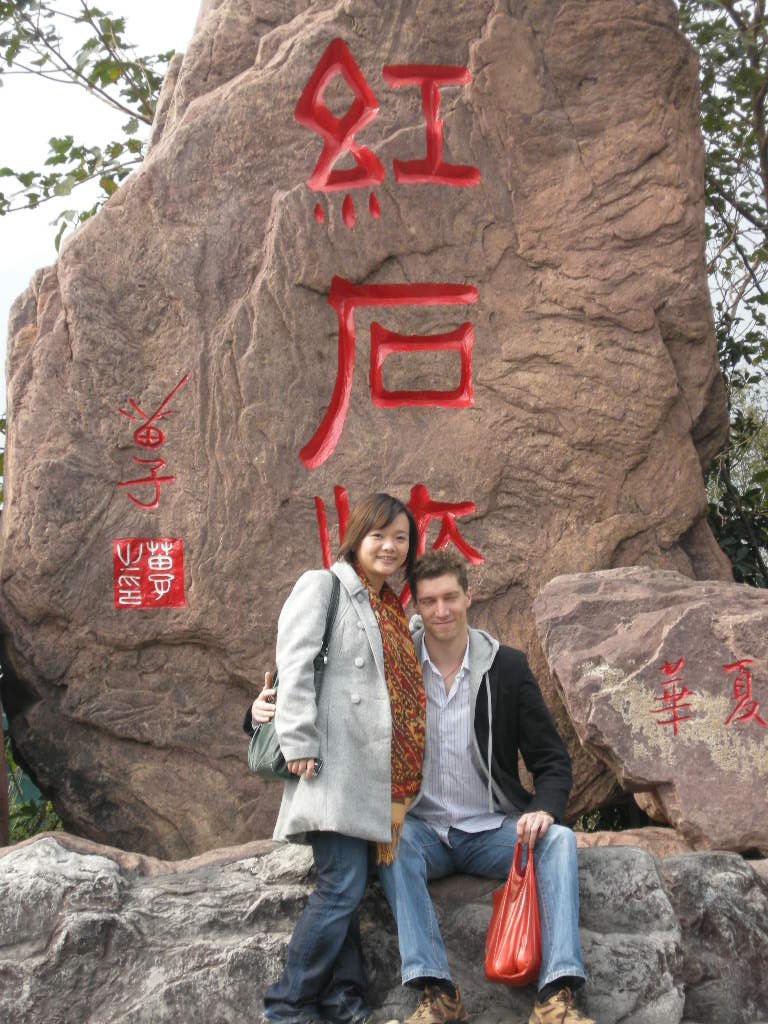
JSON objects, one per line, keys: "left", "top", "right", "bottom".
{"left": 485, "top": 840, "right": 542, "bottom": 985}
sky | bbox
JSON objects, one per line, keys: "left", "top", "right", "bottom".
{"left": 0, "top": 0, "right": 202, "bottom": 412}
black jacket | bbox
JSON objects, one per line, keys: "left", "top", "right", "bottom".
{"left": 473, "top": 644, "right": 572, "bottom": 823}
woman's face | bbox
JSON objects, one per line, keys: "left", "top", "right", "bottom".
{"left": 356, "top": 512, "right": 411, "bottom": 588}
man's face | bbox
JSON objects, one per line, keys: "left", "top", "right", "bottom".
{"left": 413, "top": 573, "right": 472, "bottom": 644}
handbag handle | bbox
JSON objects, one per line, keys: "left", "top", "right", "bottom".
{"left": 312, "top": 571, "right": 341, "bottom": 675}
{"left": 511, "top": 840, "right": 525, "bottom": 878}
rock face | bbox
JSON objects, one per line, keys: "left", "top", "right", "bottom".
{"left": 533, "top": 567, "right": 768, "bottom": 853}
{"left": 659, "top": 853, "right": 768, "bottom": 1024}
{"left": 5, "top": 832, "right": 767, "bottom": 1024}
{"left": 2, "top": 833, "right": 767, "bottom": 1024}
{"left": 0, "top": 0, "right": 731, "bottom": 856}
{"left": 575, "top": 826, "right": 696, "bottom": 859}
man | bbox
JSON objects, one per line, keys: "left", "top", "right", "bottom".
{"left": 379, "top": 549, "right": 592, "bottom": 1024}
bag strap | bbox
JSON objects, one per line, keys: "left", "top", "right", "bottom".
{"left": 270, "top": 571, "right": 340, "bottom": 699}
{"left": 313, "top": 571, "right": 341, "bottom": 674}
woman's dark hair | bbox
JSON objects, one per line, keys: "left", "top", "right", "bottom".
{"left": 337, "top": 493, "right": 419, "bottom": 576}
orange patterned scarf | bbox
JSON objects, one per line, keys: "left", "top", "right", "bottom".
{"left": 355, "top": 562, "right": 426, "bottom": 863}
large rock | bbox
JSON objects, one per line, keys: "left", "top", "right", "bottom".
{"left": 533, "top": 567, "right": 768, "bottom": 853}
{"left": 2, "top": 833, "right": 767, "bottom": 1023}
{"left": 575, "top": 826, "right": 696, "bottom": 859}
{"left": 0, "top": 832, "right": 719, "bottom": 1024}
{"left": 659, "top": 853, "right": 768, "bottom": 1024}
{"left": 0, "top": 0, "right": 731, "bottom": 856}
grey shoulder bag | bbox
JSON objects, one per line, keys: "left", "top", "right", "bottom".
{"left": 247, "top": 572, "right": 341, "bottom": 781}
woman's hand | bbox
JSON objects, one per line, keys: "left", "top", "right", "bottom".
{"left": 251, "top": 671, "right": 277, "bottom": 725}
{"left": 252, "top": 673, "right": 316, "bottom": 779}
{"left": 286, "top": 758, "right": 316, "bottom": 780}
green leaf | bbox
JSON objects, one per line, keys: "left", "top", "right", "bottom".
{"left": 54, "top": 218, "right": 68, "bottom": 251}
{"left": 52, "top": 175, "right": 76, "bottom": 196}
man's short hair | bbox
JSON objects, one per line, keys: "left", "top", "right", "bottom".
{"left": 408, "top": 549, "right": 469, "bottom": 600}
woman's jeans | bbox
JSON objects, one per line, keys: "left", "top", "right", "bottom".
{"left": 377, "top": 815, "right": 586, "bottom": 992}
{"left": 264, "top": 832, "right": 370, "bottom": 1024}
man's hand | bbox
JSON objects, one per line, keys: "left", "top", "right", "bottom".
{"left": 516, "top": 810, "right": 554, "bottom": 849}
{"left": 286, "top": 758, "right": 316, "bottom": 780}
{"left": 251, "top": 671, "right": 277, "bottom": 725}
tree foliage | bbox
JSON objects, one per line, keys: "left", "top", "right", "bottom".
{"left": 678, "top": 0, "right": 768, "bottom": 585}
{"left": 4, "top": 730, "right": 62, "bottom": 842}
{"left": 0, "top": 0, "right": 172, "bottom": 247}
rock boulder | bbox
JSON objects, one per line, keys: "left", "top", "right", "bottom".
{"left": 534, "top": 567, "right": 768, "bottom": 853}
{"left": 575, "top": 826, "right": 696, "bottom": 859}
{"left": 2, "top": 833, "right": 767, "bottom": 1023}
{"left": 659, "top": 853, "right": 768, "bottom": 1024}
{"left": 0, "top": 0, "right": 730, "bottom": 855}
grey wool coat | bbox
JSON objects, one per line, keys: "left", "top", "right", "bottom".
{"left": 272, "top": 560, "right": 394, "bottom": 844}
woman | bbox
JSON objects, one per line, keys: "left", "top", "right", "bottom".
{"left": 250, "top": 492, "right": 425, "bottom": 1024}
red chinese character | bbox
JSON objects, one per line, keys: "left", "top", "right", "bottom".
{"left": 369, "top": 322, "right": 473, "bottom": 407}
{"left": 300, "top": 276, "right": 478, "bottom": 468}
{"left": 401, "top": 482, "right": 483, "bottom": 603}
{"left": 314, "top": 483, "right": 483, "bottom": 604}
{"left": 118, "top": 373, "right": 189, "bottom": 449}
{"left": 723, "top": 658, "right": 767, "bottom": 728}
{"left": 314, "top": 486, "right": 350, "bottom": 567}
{"left": 117, "top": 457, "right": 176, "bottom": 510}
{"left": 382, "top": 64, "right": 481, "bottom": 186}
{"left": 113, "top": 538, "right": 185, "bottom": 609}
{"left": 295, "top": 38, "right": 385, "bottom": 191}
{"left": 653, "top": 657, "right": 693, "bottom": 735}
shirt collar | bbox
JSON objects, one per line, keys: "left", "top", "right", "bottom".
{"left": 420, "top": 635, "right": 470, "bottom": 679}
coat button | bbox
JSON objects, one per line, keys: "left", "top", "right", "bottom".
{"left": 351, "top": 693, "right": 361, "bottom": 704}
{"left": 357, "top": 621, "right": 365, "bottom": 629}
{"left": 356, "top": 593, "right": 365, "bottom": 603}
{"left": 354, "top": 656, "right": 364, "bottom": 668}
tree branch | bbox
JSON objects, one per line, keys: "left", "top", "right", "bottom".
{"left": 720, "top": 0, "right": 748, "bottom": 31}
{"left": 733, "top": 233, "right": 768, "bottom": 296}
{"left": 1, "top": 156, "right": 143, "bottom": 213}
{"left": 707, "top": 220, "right": 739, "bottom": 271}
{"left": 711, "top": 181, "right": 768, "bottom": 233}
{"left": 11, "top": 7, "right": 152, "bottom": 123}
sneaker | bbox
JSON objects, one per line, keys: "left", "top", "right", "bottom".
{"left": 527, "top": 987, "right": 595, "bottom": 1024}
{"left": 406, "top": 984, "right": 468, "bottom": 1024}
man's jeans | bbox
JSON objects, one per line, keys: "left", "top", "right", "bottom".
{"left": 264, "top": 832, "right": 370, "bottom": 1024}
{"left": 377, "top": 816, "right": 586, "bottom": 992}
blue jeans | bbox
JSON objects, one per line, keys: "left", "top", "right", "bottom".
{"left": 264, "top": 832, "right": 370, "bottom": 1024}
{"left": 377, "top": 816, "right": 586, "bottom": 992}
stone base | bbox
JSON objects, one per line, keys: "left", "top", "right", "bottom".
{"left": 1, "top": 833, "right": 767, "bottom": 1024}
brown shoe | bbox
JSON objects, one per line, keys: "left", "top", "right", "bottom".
{"left": 527, "top": 987, "right": 595, "bottom": 1024}
{"left": 406, "top": 984, "right": 468, "bottom": 1024}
